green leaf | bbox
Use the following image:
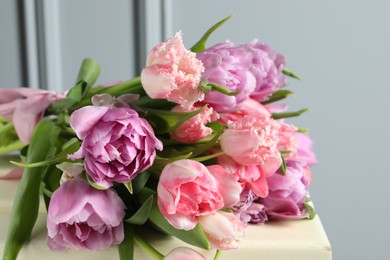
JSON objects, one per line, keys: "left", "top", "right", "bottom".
{"left": 272, "top": 108, "right": 308, "bottom": 119}
{"left": 2, "top": 120, "right": 61, "bottom": 260}
{"left": 283, "top": 68, "right": 302, "bottom": 80}
{"left": 144, "top": 106, "right": 206, "bottom": 134}
{"left": 304, "top": 202, "right": 316, "bottom": 220}
{"left": 10, "top": 138, "right": 80, "bottom": 168}
{"left": 132, "top": 171, "right": 151, "bottom": 194}
{"left": 137, "top": 188, "right": 210, "bottom": 250}
{"left": 280, "top": 154, "right": 287, "bottom": 175}
{"left": 86, "top": 174, "right": 109, "bottom": 190}
{"left": 51, "top": 59, "right": 100, "bottom": 112}
{"left": 297, "top": 127, "right": 309, "bottom": 134}
{"left": 208, "top": 83, "right": 239, "bottom": 96}
{"left": 0, "top": 122, "right": 24, "bottom": 155}
{"left": 118, "top": 224, "right": 134, "bottom": 260}
{"left": 262, "top": 90, "right": 296, "bottom": 105}
{"left": 125, "top": 195, "right": 153, "bottom": 225}
{"left": 191, "top": 15, "right": 233, "bottom": 53}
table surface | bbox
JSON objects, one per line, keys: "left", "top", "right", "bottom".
{"left": 0, "top": 164, "right": 332, "bottom": 260}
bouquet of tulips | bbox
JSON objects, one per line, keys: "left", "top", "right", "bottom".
{"left": 0, "top": 16, "right": 317, "bottom": 260}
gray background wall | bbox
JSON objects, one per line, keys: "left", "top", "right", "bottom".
{"left": 1, "top": 0, "right": 389, "bottom": 259}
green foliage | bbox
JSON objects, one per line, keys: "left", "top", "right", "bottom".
{"left": 191, "top": 15, "right": 233, "bottom": 53}
{"left": 2, "top": 120, "right": 61, "bottom": 260}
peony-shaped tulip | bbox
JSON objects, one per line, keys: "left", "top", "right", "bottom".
{"left": 170, "top": 105, "right": 219, "bottom": 143}
{"left": 198, "top": 211, "right": 245, "bottom": 250}
{"left": 68, "top": 106, "right": 163, "bottom": 188}
{"left": 248, "top": 41, "right": 286, "bottom": 102}
{"left": 157, "top": 160, "right": 226, "bottom": 230}
{"left": 141, "top": 32, "right": 205, "bottom": 109}
{"left": 257, "top": 160, "right": 311, "bottom": 220}
{"left": 220, "top": 114, "right": 282, "bottom": 175}
{"left": 0, "top": 88, "right": 64, "bottom": 144}
{"left": 196, "top": 41, "right": 285, "bottom": 112}
{"left": 47, "top": 178, "right": 126, "bottom": 251}
{"left": 233, "top": 187, "right": 268, "bottom": 225}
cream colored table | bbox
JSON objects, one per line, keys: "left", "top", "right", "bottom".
{"left": 0, "top": 164, "right": 332, "bottom": 260}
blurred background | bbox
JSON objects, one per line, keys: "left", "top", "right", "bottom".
{"left": 1, "top": 0, "right": 389, "bottom": 259}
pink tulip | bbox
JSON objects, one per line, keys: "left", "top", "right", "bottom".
{"left": 68, "top": 105, "right": 163, "bottom": 188}
{"left": 141, "top": 32, "right": 205, "bottom": 109}
{"left": 220, "top": 114, "right": 282, "bottom": 175}
{"left": 198, "top": 211, "right": 245, "bottom": 250}
{"left": 157, "top": 160, "right": 224, "bottom": 230}
{"left": 217, "top": 153, "right": 271, "bottom": 198}
{"left": 170, "top": 105, "right": 219, "bottom": 143}
{"left": 277, "top": 121, "right": 298, "bottom": 159}
{"left": 165, "top": 247, "right": 206, "bottom": 260}
{"left": 218, "top": 98, "right": 270, "bottom": 124}
{"left": 206, "top": 165, "right": 242, "bottom": 207}
{"left": 47, "top": 178, "right": 126, "bottom": 251}
{"left": 294, "top": 133, "right": 318, "bottom": 167}
{"left": 0, "top": 88, "right": 64, "bottom": 144}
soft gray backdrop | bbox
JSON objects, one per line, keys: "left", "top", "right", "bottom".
{"left": 1, "top": 1, "right": 389, "bottom": 259}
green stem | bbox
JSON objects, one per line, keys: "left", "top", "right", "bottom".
{"left": 133, "top": 233, "right": 164, "bottom": 260}
{"left": 214, "top": 250, "right": 222, "bottom": 260}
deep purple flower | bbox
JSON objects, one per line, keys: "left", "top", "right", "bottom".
{"left": 196, "top": 40, "right": 286, "bottom": 112}
{"left": 233, "top": 187, "right": 267, "bottom": 224}
{"left": 47, "top": 178, "right": 126, "bottom": 251}
{"left": 258, "top": 160, "right": 310, "bottom": 220}
{"left": 68, "top": 105, "right": 163, "bottom": 188}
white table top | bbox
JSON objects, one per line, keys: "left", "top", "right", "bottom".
{"left": 0, "top": 165, "right": 332, "bottom": 260}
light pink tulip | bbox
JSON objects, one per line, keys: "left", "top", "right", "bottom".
{"left": 198, "top": 211, "right": 245, "bottom": 250}
{"left": 0, "top": 88, "right": 64, "bottom": 144}
{"left": 170, "top": 105, "right": 219, "bottom": 143}
{"left": 206, "top": 165, "right": 242, "bottom": 207}
{"left": 141, "top": 32, "right": 205, "bottom": 109}
{"left": 157, "top": 159, "right": 224, "bottom": 230}
{"left": 219, "top": 98, "right": 270, "bottom": 124}
{"left": 277, "top": 121, "right": 298, "bottom": 159}
{"left": 220, "top": 114, "right": 282, "bottom": 176}
{"left": 47, "top": 178, "right": 126, "bottom": 251}
{"left": 165, "top": 247, "right": 206, "bottom": 260}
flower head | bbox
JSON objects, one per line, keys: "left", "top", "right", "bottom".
{"left": 257, "top": 160, "right": 311, "bottom": 220}
{"left": 197, "top": 41, "right": 286, "bottom": 111}
{"left": 47, "top": 178, "right": 126, "bottom": 251}
{"left": 68, "top": 105, "right": 163, "bottom": 188}
{"left": 198, "top": 211, "right": 245, "bottom": 250}
{"left": 220, "top": 114, "right": 282, "bottom": 172}
{"left": 0, "top": 88, "right": 64, "bottom": 144}
{"left": 141, "top": 32, "right": 205, "bottom": 109}
{"left": 157, "top": 160, "right": 225, "bottom": 230}
{"left": 170, "top": 105, "right": 219, "bottom": 143}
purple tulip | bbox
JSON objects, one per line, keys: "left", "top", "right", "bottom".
{"left": 68, "top": 106, "right": 163, "bottom": 188}
{"left": 47, "top": 178, "right": 126, "bottom": 251}
{"left": 196, "top": 40, "right": 286, "bottom": 112}
{"left": 295, "top": 132, "right": 318, "bottom": 167}
{"left": 233, "top": 187, "right": 268, "bottom": 224}
{"left": 258, "top": 160, "right": 311, "bottom": 220}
